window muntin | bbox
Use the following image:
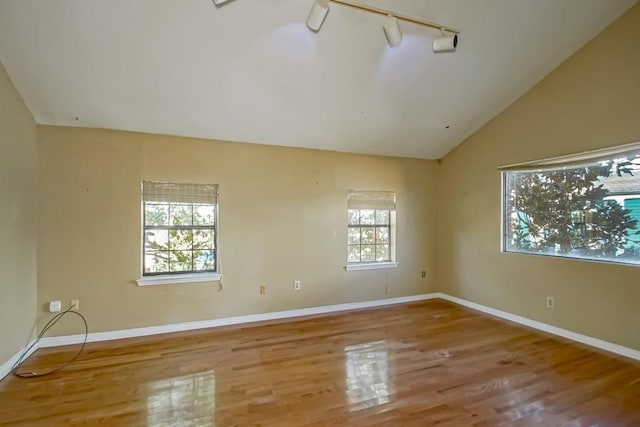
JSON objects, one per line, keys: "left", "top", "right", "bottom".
{"left": 503, "top": 155, "right": 640, "bottom": 265}
{"left": 347, "top": 190, "right": 396, "bottom": 265}
{"left": 142, "top": 182, "right": 217, "bottom": 276}
{"left": 348, "top": 209, "right": 391, "bottom": 263}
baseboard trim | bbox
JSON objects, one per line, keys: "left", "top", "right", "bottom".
{"left": 38, "top": 293, "right": 440, "bottom": 348}
{"left": 0, "top": 340, "right": 38, "bottom": 381}
{"left": 436, "top": 293, "right": 640, "bottom": 361}
{"left": 18, "top": 292, "right": 640, "bottom": 365}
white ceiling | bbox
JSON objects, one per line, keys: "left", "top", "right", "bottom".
{"left": 0, "top": 0, "right": 637, "bottom": 159}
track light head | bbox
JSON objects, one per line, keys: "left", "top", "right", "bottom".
{"left": 307, "top": 0, "right": 330, "bottom": 31}
{"left": 433, "top": 30, "right": 458, "bottom": 53}
{"left": 383, "top": 15, "right": 402, "bottom": 47}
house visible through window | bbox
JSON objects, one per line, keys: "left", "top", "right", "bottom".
{"left": 142, "top": 182, "right": 218, "bottom": 275}
{"left": 347, "top": 190, "right": 396, "bottom": 266}
{"left": 502, "top": 144, "right": 640, "bottom": 266}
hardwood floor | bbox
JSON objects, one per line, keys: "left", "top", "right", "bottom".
{"left": 1, "top": 299, "right": 639, "bottom": 426}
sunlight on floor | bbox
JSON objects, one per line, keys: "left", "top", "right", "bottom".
{"left": 344, "top": 340, "right": 393, "bottom": 411}
{"left": 146, "top": 371, "right": 216, "bottom": 427}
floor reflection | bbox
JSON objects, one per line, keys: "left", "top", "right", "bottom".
{"left": 146, "top": 371, "right": 216, "bottom": 427}
{"left": 344, "top": 340, "right": 393, "bottom": 410}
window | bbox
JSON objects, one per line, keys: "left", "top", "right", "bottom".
{"left": 347, "top": 191, "right": 397, "bottom": 270}
{"left": 502, "top": 143, "right": 640, "bottom": 266}
{"left": 141, "top": 182, "right": 218, "bottom": 277}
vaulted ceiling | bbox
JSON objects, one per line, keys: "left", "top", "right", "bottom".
{"left": 0, "top": 0, "right": 637, "bottom": 159}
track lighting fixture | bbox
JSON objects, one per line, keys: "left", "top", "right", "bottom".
{"left": 433, "top": 29, "right": 458, "bottom": 53}
{"left": 306, "top": 0, "right": 330, "bottom": 31}
{"left": 304, "top": 0, "right": 458, "bottom": 50}
{"left": 382, "top": 15, "right": 402, "bottom": 47}
{"left": 211, "top": 0, "right": 459, "bottom": 51}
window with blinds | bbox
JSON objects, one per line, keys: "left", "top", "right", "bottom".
{"left": 142, "top": 182, "right": 218, "bottom": 275}
{"left": 347, "top": 191, "right": 396, "bottom": 265}
{"left": 501, "top": 141, "right": 640, "bottom": 266}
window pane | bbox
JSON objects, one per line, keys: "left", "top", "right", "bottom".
{"left": 170, "top": 203, "right": 193, "bottom": 226}
{"left": 348, "top": 209, "right": 360, "bottom": 225}
{"left": 376, "top": 244, "right": 389, "bottom": 261}
{"left": 145, "top": 203, "right": 169, "bottom": 226}
{"left": 375, "top": 210, "right": 389, "bottom": 225}
{"left": 194, "top": 250, "right": 215, "bottom": 270}
{"left": 360, "top": 210, "right": 374, "bottom": 225}
{"left": 145, "top": 251, "right": 169, "bottom": 273}
{"left": 376, "top": 227, "right": 389, "bottom": 243}
{"left": 504, "top": 155, "right": 640, "bottom": 265}
{"left": 361, "top": 227, "right": 375, "bottom": 244}
{"left": 170, "top": 250, "right": 193, "bottom": 272}
{"left": 194, "top": 204, "right": 215, "bottom": 226}
{"left": 361, "top": 245, "right": 376, "bottom": 262}
{"left": 144, "top": 229, "right": 169, "bottom": 251}
{"left": 348, "top": 228, "right": 361, "bottom": 245}
{"left": 193, "top": 229, "right": 215, "bottom": 249}
{"left": 348, "top": 246, "right": 361, "bottom": 263}
{"left": 169, "top": 229, "right": 193, "bottom": 250}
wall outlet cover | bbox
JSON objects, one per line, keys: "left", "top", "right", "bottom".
{"left": 49, "top": 300, "right": 62, "bottom": 313}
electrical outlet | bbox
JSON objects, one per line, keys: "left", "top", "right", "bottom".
{"left": 294, "top": 280, "right": 301, "bottom": 291}
{"left": 546, "top": 296, "right": 555, "bottom": 309}
{"left": 260, "top": 284, "right": 266, "bottom": 295}
{"left": 49, "top": 300, "right": 61, "bottom": 313}
{"left": 421, "top": 270, "right": 426, "bottom": 278}
{"left": 71, "top": 299, "right": 80, "bottom": 311}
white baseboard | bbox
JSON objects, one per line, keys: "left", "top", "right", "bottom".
{"left": 436, "top": 293, "right": 640, "bottom": 361}
{"left": 38, "top": 293, "right": 440, "bottom": 348}
{"left": 11, "top": 292, "right": 639, "bottom": 371}
{"left": 0, "top": 340, "right": 39, "bottom": 381}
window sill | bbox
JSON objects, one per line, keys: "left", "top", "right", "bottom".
{"left": 345, "top": 262, "right": 398, "bottom": 272}
{"left": 136, "top": 272, "right": 222, "bottom": 286}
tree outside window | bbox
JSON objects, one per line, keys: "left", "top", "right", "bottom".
{"left": 504, "top": 156, "right": 640, "bottom": 264}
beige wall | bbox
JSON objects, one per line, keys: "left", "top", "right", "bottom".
{"left": 438, "top": 3, "right": 640, "bottom": 350}
{"left": 0, "top": 62, "right": 38, "bottom": 363}
{"left": 37, "top": 126, "right": 438, "bottom": 335}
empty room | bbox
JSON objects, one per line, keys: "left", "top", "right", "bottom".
{"left": 1, "top": 0, "right": 640, "bottom": 425}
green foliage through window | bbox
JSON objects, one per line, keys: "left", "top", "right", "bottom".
{"left": 144, "top": 201, "right": 216, "bottom": 275}
{"left": 348, "top": 209, "right": 391, "bottom": 263}
{"left": 503, "top": 156, "right": 640, "bottom": 265}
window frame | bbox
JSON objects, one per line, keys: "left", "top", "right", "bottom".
{"left": 500, "top": 143, "right": 640, "bottom": 267}
{"left": 137, "top": 182, "right": 221, "bottom": 286}
{"left": 346, "top": 191, "right": 398, "bottom": 271}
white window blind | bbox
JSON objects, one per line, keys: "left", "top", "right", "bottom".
{"left": 142, "top": 182, "right": 218, "bottom": 204}
{"left": 347, "top": 190, "right": 396, "bottom": 210}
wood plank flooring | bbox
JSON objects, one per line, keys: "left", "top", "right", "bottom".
{"left": 1, "top": 299, "right": 639, "bottom": 426}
